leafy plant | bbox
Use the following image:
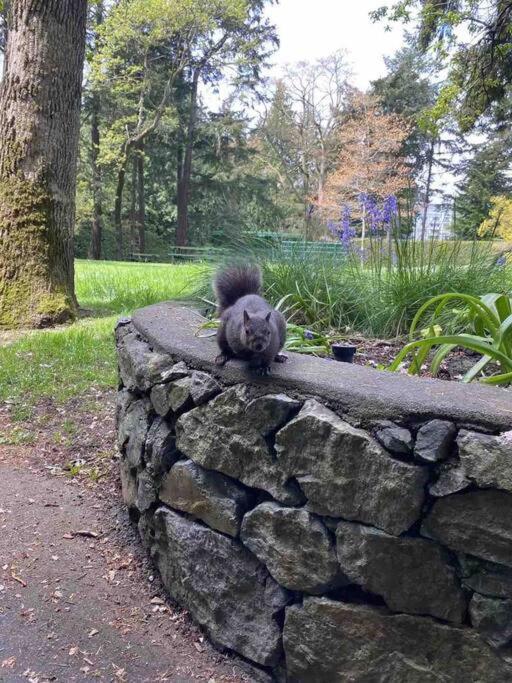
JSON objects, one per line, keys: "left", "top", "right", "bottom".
{"left": 284, "top": 324, "right": 331, "bottom": 355}
{"left": 196, "top": 317, "right": 332, "bottom": 356}
{"left": 389, "top": 292, "right": 512, "bottom": 385}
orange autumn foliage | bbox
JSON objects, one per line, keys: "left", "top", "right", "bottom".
{"left": 319, "top": 91, "right": 412, "bottom": 218}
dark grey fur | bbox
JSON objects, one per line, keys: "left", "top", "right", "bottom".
{"left": 214, "top": 265, "right": 287, "bottom": 375}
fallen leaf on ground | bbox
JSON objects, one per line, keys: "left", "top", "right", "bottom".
{"left": 1, "top": 657, "right": 16, "bottom": 668}
{"left": 75, "top": 529, "right": 99, "bottom": 538}
{"left": 112, "top": 664, "right": 127, "bottom": 681}
{"left": 11, "top": 572, "right": 27, "bottom": 587}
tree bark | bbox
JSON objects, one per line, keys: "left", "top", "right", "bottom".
{"left": 88, "top": 92, "right": 103, "bottom": 260}
{"left": 129, "top": 153, "right": 137, "bottom": 251}
{"left": 0, "top": 0, "right": 87, "bottom": 327}
{"left": 420, "top": 137, "right": 435, "bottom": 242}
{"left": 114, "top": 151, "right": 127, "bottom": 260}
{"left": 136, "top": 141, "right": 145, "bottom": 252}
{"left": 176, "top": 68, "right": 200, "bottom": 247}
{"left": 88, "top": 1, "right": 103, "bottom": 261}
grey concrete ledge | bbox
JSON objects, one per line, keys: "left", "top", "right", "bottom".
{"left": 132, "top": 302, "right": 512, "bottom": 431}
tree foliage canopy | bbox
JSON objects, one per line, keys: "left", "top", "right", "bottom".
{"left": 372, "top": 1, "right": 512, "bottom": 131}
{"left": 321, "top": 92, "right": 412, "bottom": 218}
{"left": 478, "top": 194, "right": 512, "bottom": 241}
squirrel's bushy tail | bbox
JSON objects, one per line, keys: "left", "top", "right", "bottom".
{"left": 214, "top": 264, "right": 262, "bottom": 313}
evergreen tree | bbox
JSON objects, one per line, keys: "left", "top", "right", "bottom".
{"left": 454, "top": 137, "right": 512, "bottom": 239}
{"left": 371, "top": 45, "right": 439, "bottom": 236}
{"left": 371, "top": 45, "right": 437, "bottom": 172}
{"left": 373, "top": 1, "right": 512, "bottom": 131}
{"left": 87, "top": 0, "right": 277, "bottom": 254}
{"left": 253, "top": 80, "right": 305, "bottom": 231}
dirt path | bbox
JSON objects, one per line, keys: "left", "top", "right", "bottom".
{"left": 0, "top": 396, "right": 252, "bottom": 683}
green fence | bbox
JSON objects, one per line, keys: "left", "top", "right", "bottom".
{"left": 129, "top": 238, "right": 347, "bottom": 263}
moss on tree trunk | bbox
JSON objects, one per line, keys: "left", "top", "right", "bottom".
{"left": 0, "top": 0, "right": 87, "bottom": 328}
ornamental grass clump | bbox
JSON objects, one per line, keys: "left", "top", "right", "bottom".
{"left": 262, "top": 195, "right": 508, "bottom": 339}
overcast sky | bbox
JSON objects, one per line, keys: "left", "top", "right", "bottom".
{"left": 263, "top": 1, "right": 459, "bottom": 200}
{"left": 266, "top": 0, "right": 406, "bottom": 89}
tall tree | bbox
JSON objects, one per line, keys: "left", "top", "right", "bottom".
{"left": 372, "top": 1, "right": 512, "bottom": 131}
{"left": 254, "top": 80, "right": 305, "bottom": 230}
{"left": 321, "top": 92, "right": 412, "bottom": 221}
{"left": 371, "top": 45, "right": 438, "bottom": 172}
{"left": 92, "top": 0, "right": 194, "bottom": 258}
{"left": 372, "top": 45, "right": 439, "bottom": 235}
{"left": 173, "top": 0, "right": 277, "bottom": 246}
{"left": 136, "top": 141, "right": 146, "bottom": 252}
{"left": 454, "top": 136, "right": 512, "bottom": 238}
{"left": 253, "top": 53, "right": 351, "bottom": 238}
{"left": 92, "top": 0, "right": 275, "bottom": 254}
{"left": 0, "top": 0, "right": 87, "bottom": 327}
{"left": 87, "top": 1, "right": 105, "bottom": 260}
{"left": 281, "top": 52, "right": 350, "bottom": 236}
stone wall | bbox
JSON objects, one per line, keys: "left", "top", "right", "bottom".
{"left": 116, "top": 304, "right": 512, "bottom": 682}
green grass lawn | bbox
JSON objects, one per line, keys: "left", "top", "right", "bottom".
{"left": 0, "top": 260, "right": 206, "bottom": 417}
{"left": 1, "top": 249, "right": 511, "bottom": 419}
{"left": 75, "top": 259, "right": 206, "bottom": 312}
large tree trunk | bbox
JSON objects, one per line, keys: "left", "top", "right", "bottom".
{"left": 176, "top": 68, "right": 200, "bottom": 247}
{"left": 136, "top": 141, "right": 145, "bottom": 252}
{"left": 0, "top": 0, "right": 87, "bottom": 327}
{"left": 176, "top": 170, "right": 189, "bottom": 249}
{"left": 114, "top": 152, "right": 127, "bottom": 260}
{"left": 88, "top": 1, "right": 103, "bottom": 261}
{"left": 88, "top": 92, "right": 103, "bottom": 260}
{"left": 129, "top": 153, "right": 137, "bottom": 251}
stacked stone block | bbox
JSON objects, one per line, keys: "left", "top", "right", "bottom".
{"left": 116, "top": 318, "right": 512, "bottom": 681}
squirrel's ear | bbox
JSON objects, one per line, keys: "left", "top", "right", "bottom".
{"left": 243, "top": 309, "right": 250, "bottom": 324}
{"left": 265, "top": 311, "right": 272, "bottom": 322}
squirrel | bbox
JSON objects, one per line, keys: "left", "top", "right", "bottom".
{"left": 213, "top": 264, "right": 287, "bottom": 375}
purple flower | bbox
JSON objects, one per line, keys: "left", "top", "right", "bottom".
{"left": 327, "top": 219, "right": 342, "bottom": 241}
{"left": 327, "top": 204, "right": 354, "bottom": 250}
{"left": 359, "top": 193, "right": 380, "bottom": 233}
{"left": 383, "top": 195, "right": 398, "bottom": 230}
{"left": 359, "top": 193, "right": 398, "bottom": 234}
{"left": 340, "top": 205, "right": 355, "bottom": 248}
{"left": 304, "top": 329, "right": 315, "bottom": 340}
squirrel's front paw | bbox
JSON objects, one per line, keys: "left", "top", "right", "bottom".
{"left": 274, "top": 353, "right": 288, "bottom": 363}
{"left": 215, "top": 353, "right": 229, "bottom": 366}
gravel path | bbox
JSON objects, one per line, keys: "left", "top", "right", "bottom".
{"left": 0, "top": 398, "right": 252, "bottom": 683}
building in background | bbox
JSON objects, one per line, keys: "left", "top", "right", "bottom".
{"left": 414, "top": 201, "right": 454, "bottom": 240}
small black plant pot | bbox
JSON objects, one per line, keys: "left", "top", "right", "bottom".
{"left": 331, "top": 343, "right": 357, "bottom": 363}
